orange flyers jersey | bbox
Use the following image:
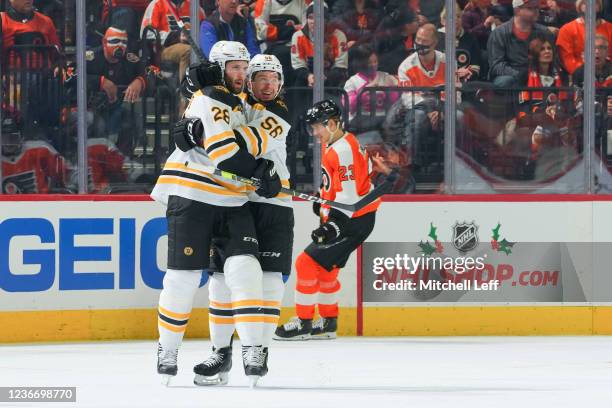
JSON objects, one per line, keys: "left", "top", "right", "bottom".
{"left": 397, "top": 50, "right": 448, "bottom": 108}
{"left": 290, "top": 28, "right": 348, "bottom": 71}
{"left": 140, "top": 0, "right": 205, "bottom": 43}
{"left": 0, "top": 11, "right": 60, "bottom": 51}
{"left": 319, "top": 132, "right": 380, "bottom": 220}
{"left": 87, "top": 138, "right": 128, "bottom": 194}
{"left": 253, "top": 0, "right": 308, "bottom": 43}
{"left": 2, "top": 141, "right": 71, "bottom": 194}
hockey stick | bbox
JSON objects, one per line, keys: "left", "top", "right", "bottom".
{"left": 183, "top": 161, "right": 396, "bottom": 212}
{"left": 162, "top": 0, "right": 207, "bottom": 63}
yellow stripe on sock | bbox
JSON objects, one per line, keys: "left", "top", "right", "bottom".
{"left": 208, "top": 316, "right": 235, "bottom": 325}
{"left": 231, "top": 300, "right": 265, "bottom": 308}
{"left": 158, "top": 306, "right": 191, "bottom": 320}
{"left": 209, "top": 301, "right": 233, "bottom": 309}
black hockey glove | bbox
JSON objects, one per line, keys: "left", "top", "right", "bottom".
{"left": 253, "top": 158, "right": 282, "bottom": 198}
{"left": 181, "top": 61, "right": 223, "bottom": 98}
{"left": 311, "top": 219, "right": 343, "bottom": 245}
{"left": 172, "top": 118, "right": 204, "bottom": 152}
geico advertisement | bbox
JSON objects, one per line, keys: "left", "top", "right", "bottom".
{"left": 0, "top": 201, "right": 175, "bottom": 310}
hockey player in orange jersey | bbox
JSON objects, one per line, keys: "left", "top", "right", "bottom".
{"left": 274, "top": 99, "right": 389, "bottom": 340}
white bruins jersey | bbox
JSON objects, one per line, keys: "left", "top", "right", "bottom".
{"left": 151, "top": 86, "right": 249, "bottom": 207}
{"left": 237, "top": 95, "right": 292, "bottom": 208}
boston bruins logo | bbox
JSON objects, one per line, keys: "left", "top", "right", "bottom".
{"left": 184, "top": 247, "right": 194, "bottom": 256}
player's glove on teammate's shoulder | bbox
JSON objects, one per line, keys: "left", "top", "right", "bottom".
{"left": 181, "top": 61, "right": 223, "bottom": 98}
{"left": 253, "top": 158, "right": 282, "bottom": 198}
{"left": 172, "top": 118, "right": 204, "bottom": 152}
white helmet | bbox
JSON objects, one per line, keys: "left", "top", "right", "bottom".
{"left": 209, "top": 41, "right": 250, "bottom": 73}
{"left": 247, "top": 54, "right": 284, "bottom": 99}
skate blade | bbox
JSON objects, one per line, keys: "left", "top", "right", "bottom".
{"left": 160, "top": 374, "right": 174, "bottom": 386}
{"left": 273, "top": 333, "right": 311, "bottom": 341}
{"left": 248, "top": 375, "right": 261, "bottom": 388}
{"left": 194, "top": 372, "right": 229, "bottom": 386}
{"left": 310, "top": 332, "right": 337, "bottom": 340}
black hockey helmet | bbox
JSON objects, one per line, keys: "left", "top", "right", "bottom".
{"left": 1, "top": 113, "right": 23, "bottom": 157}
{"left": 305, "top": 99, "right": 341, "bottom": 125}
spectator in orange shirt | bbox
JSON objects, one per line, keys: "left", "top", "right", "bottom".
{"left": 290, "top": 2, "right": 348, "bottom": 87}
{"left": 1, "top": 0, "right": 61, "bottom": 65}
{"left": 556, "top": 0, "right": 612, "bottom": 75}
{"left": 396, "top": 24, "right": 464, "bottom": 166}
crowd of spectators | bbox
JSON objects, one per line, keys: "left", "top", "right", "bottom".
{"left": 1, "top": 0, "right": 612, "bottom": 193}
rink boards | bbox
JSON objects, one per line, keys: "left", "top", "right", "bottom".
{"left": 1, "top": 195, "right": 612, "bottom": 342}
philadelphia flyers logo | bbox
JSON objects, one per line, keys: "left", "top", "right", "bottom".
{"left": 457, "top": 50, "right": 469, "bottom": 67}
{"left": 321, "top": 167, "right": 331, "bottom": 192}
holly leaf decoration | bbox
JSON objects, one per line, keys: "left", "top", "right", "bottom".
{"left": 428, "top": 223, "right": 438, "bottom": 241}
{"left": 492, "top": 223, "right": 501, "bottom": 242}
{"left": 498, "top": 239, "right": 515, "bottom": 255}
{"left": 419, "top": 241, "right": 436, "bottom": 256}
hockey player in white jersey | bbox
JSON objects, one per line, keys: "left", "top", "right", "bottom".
{"left": 150, "top": 41, "right": 282, "bottom": 386}
{"left": 173, "top": 54, "right": 293, "bottom": 386}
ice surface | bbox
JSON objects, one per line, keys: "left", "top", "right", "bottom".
{"left": 1, "top": 337, "right": 611, "bottom": 408}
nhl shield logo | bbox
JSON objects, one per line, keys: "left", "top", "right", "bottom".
{"left": 452, "top": 221, "right": 479, "bottom": 253}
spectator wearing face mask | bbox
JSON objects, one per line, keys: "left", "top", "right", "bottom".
{"left": 344, "top": 44, "right": 398, "bottom": 123}
{"left": 557, "top": 0, "right": 612, "bottom": 75}
{"left": 87, "top": 26, "right": 147, "bottom": 152}
{"left": 397, "top": 24, "right": 464, "bottom": 166}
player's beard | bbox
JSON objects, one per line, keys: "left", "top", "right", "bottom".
{"left": 227, "top": 78, "right": 244, "bottom": 95}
